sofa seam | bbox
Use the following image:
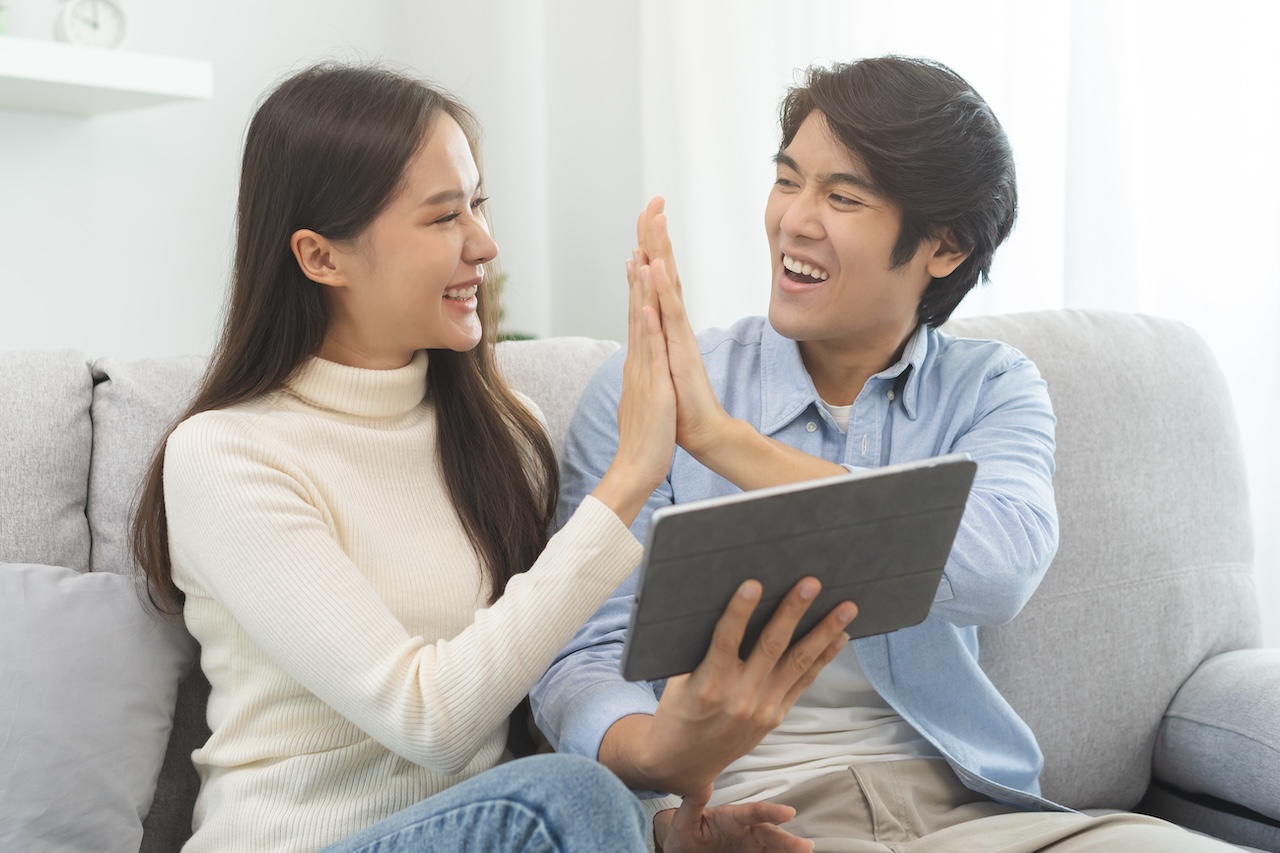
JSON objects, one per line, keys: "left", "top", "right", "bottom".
{"left": 1163, "top": 712, "right": 1280, "bottom": 753}
{"left": 1026, "top": 563, "right": 1253, "bottom": 604}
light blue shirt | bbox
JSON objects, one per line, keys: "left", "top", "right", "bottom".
{"left": 530, "top": 316, "right": 1063, "bottom": 811}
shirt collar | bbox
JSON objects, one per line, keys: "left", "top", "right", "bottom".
{"left": 758, "top": 322, "right": 929, "bottom": 434}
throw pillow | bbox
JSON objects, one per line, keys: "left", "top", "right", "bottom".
{"left": 0, "top": 563, "right": 197, "bottom": 853}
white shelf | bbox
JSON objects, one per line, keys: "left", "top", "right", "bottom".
{"left": 0, "top": 35, "right": 212, "bottom": 116}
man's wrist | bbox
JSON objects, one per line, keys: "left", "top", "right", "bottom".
{"left": 689, "top": 416, "right": 755, "bottom": 479}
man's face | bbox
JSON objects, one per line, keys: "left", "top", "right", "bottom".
{"left": 765, "top": 111, "right": 941, "bottom": 358}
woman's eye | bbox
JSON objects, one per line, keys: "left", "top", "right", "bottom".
{"left": 433, "top": 211, "right": 461, "bottom": 225}
{"left": 471, "top": 195, "right": 490, "bottom": 210}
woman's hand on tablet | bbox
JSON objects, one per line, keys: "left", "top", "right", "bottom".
{"left": 599, "top": 576, "right": 857, "bottom": 796}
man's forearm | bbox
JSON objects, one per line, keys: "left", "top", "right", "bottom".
{"left": 692, "top": 416, "right": 847, "bottom": 492}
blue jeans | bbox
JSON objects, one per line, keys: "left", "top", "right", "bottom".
{"left": 320, "top": 753, "right": 649, "bottom": 852}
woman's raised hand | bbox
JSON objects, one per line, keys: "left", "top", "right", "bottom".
{"left": 635, "top": 198, "right": 734, "bottom": 464}
{"left": 590, "top": 251, "right": 678, "bottom": 527}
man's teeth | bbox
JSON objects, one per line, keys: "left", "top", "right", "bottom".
{"left": 782, "top": 254, "right": 829, "bottom": 281}
{"left": 444, "top": 285, "right": 478, "bottom": 301}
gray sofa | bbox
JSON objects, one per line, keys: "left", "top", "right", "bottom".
{"left": 1, "top": 309, "right": 1277, "bottom": 852}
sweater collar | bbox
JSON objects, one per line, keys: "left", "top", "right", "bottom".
{"left": 285, "top": 350, "right": 429, "bottom": 418}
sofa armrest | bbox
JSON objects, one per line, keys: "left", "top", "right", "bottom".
{"left": 1153, "top": 648, "right": 1280, "bottom": 823}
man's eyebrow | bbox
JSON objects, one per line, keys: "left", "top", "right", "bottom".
{"left": 773, "top": 151, "right": 878, "bottom": 194}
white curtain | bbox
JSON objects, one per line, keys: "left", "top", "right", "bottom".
{"left": 630, "top": 0, "right": 1280, "bottom": 643}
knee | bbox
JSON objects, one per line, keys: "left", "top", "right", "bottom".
{"left": 513, "top": 754, "right": 646, "bottom": 836}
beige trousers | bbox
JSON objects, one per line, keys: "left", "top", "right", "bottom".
{"left": 772, "top": 759, "right": 1242, "bottom": 853}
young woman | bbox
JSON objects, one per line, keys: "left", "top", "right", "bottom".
{"left": 129, "top": 62, "right": 677, "bottom": 853}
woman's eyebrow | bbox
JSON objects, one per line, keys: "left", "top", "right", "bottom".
{"left": 420, "top": 180, "right": 484, "bottom": 207}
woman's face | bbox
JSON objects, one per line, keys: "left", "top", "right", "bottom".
{"left": 320, "top": 113, "right": 497, "bottom": 369}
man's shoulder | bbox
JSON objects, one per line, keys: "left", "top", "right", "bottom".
{"left": 929, "top": 325, "right": 1036, "bottom": 378}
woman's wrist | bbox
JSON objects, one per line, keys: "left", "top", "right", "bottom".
{"left": 590, "top": 466, "right": 650, "bottom": 528}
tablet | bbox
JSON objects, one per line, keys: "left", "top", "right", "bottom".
{"left": 620, "top": 453, "right": 976, "bottom": 682}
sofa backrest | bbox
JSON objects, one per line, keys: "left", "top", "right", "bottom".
{"left": 942, "top": 310, "right": 1259, "bottom": 809}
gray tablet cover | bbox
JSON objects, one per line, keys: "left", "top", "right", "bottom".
{"left": 620, "top": 453, "right": 976, "bottom": 682}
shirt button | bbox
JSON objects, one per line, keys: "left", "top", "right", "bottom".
{"left": 887, "top": 390, "right": 896, "bottom": 401}
{"left": 806, "top": 422, "right": 817, "bottom": 432}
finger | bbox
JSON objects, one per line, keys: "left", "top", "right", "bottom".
{"left": 637, "top": 195, "right": 665, "bottom": 252}
{"left": 647, "top": 210, "right": 682, "bottom": 295}
{"left": 652, "top": 258, "right": 697, "bottom": 349}
{"left": 694, "top": 579, "right": 763, "bottom": 679}
{"left": 771, "top": 600, "right": 857, "bottom": 706}
{"left": 626, "top": 254, "right": 642, "bottom": 345}
{"left": 719, "top": 800, "right": 797, "bottom": 829}
{"left": 747, "top": 822, "right": 815, "bottom": 852}
{"left": 741, "top": 576, "right": 823, "bottom": 679}
{"left": 779, "top": 622, "right": 852, "bottom": 709}
{"left": 668, "top": 782, "right": 712, "bottom": 837}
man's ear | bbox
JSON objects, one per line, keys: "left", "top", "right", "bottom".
{"left": 290, "top": 229, "right": 347, "bottom": 288}
{"left": 925, "top": 229, "right": 970, "bottom": 280}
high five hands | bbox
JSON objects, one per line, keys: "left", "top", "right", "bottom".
{"left": 633, "top": 197, "right": 732, "bottom": 463}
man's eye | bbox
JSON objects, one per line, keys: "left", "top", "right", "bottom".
{"left": 831, "top": 194, "right": 863, "bottom": 207}
{"left": 774, "top": 178, "right": 799, "bottom": 189}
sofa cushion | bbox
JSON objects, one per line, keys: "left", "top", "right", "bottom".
{"left": 1153, "top": 648, "right": 1280, "bottom": 822}
{"left": 88, "top": 356, "right": 207, "bottom": 575}
{"left": 0, "top": 562, "right": 197, "bottom": 853}
{"left": 0, "top": 350, "right": 93, "bottom": 572}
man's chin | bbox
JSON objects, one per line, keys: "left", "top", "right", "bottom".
{"left": 766, "top": 305, "right": 811, "bottom": 343}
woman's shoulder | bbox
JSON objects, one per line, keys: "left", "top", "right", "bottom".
{"left": 165, "top": 395, "right": 286, "bottom": 464}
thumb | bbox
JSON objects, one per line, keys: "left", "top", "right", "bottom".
{"left": 670, "top": 783, "right": 714, "bottom": 836}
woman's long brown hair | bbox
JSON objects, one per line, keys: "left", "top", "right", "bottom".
{"left": 131, "top": 63, "right": 557, "bottom": 614}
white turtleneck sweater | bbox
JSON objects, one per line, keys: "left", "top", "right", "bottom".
{"left": 163, "top": 351, "right": 643, "bottom": 853}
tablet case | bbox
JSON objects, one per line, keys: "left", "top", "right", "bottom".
{"left": 620, "top": 453, "right": 976, "bottom": 682}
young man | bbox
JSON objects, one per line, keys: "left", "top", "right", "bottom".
{"left": 531, "top": 56, "right": 1238, "bottom": 852}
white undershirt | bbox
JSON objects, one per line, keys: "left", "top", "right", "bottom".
{"left": 822, "top": 399, "right": 854, "bottom": 432}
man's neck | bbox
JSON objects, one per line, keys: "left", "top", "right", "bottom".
{"left": 798, "top": 325, "right": 918, "bottom": 406}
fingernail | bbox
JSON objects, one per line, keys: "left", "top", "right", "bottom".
{"left": 837, "top": 604, "right": 857, "bottom": 623}
{"left": 738, "top": 581, "right": 760, "bottom": 601}
{"left": 798, "top": 579, "right": 818, "bottom": 600}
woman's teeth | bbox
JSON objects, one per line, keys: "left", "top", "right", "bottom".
{"left": 783, "top": 254, "right": 829, "bottom": 281}
{"left": 444, "top": 285, "right": 478, "bottom": 301}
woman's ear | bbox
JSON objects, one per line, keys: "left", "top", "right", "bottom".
{"left": 290, "top": 229, "right": 347, "bottom": 288}
{"left": 925, "top": 229, "right": 970, "bottom": 280}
